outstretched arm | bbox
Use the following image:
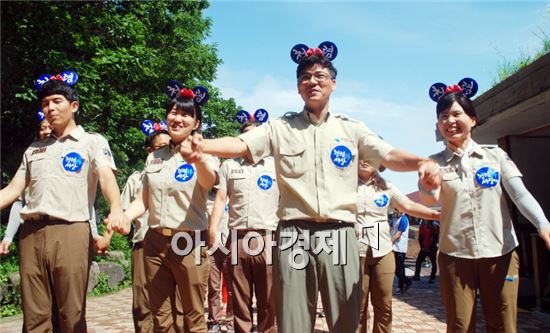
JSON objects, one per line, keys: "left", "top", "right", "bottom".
{"left": 503, "top": 177, "right": 550, "bottom": 250}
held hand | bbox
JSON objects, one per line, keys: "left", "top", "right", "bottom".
{"left": 94, "top": 234, "right": 112, "bottom": 255}
{"left": 106, "top": 212, "right": 131, "bottom": 235}
{"left": 0, "top": 241, "right": 11, "bottom": 255}
{"left": 180, "top": 133, "right": 204, "bottom": 164}
{"left": 539, "top": 225, "right": 550, "bottom": 250}
{"left": 418, "top": 159, "right": 442, "bottom": 191}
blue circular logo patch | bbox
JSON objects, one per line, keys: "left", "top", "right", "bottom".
{"left": 475, "top": 166, "right": 500, "bottom": 188}
{"left": 257, "top": 175, "right": 273, "bottom": 190}
{"left": 174, "top": 164, "right": 195, "bottom": 183}
{"left": 63, "top": 152, "right": 84, "bottom": 172}
{"left": 330, "top": 145, "right": 352, "bottom": 168}
{"left": 373, "top": 194, "right": 389, "bottom": 208}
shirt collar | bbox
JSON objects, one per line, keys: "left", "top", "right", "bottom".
{"left": 52, "top": 125, "right": 85, "bottom": 141}
{"left": 302, "top": 108, "right": 331, "bottom": 126}
{"left": 443, "top": 139, "right": 482, "bottom": 162}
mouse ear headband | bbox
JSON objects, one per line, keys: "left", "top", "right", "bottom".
{"left": 428, "top": 77, "right": 478, "bottom": 102}
{"left": 235, "top": 108, "right": 269, "bottom": 124}
{"left": 165, "top": 80, "right": 209, "bottom": 106}
{"left": 37, "top": 109, "right": 46, "bottom": 122}
{"left": 35, "top": 70, "right": 79, "bottom": 90}
{"left": 141, "top": 120, "right": 168, "bottom": 136}
{"left": 290, "top": 41, "right": 338, "bottom": 64}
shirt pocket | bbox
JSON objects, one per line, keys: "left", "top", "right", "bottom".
{"left": 144, "top": 163, "right": 164, "bottom": 190}
{"left": 27, "top": 154, "right": 52, "bottom": 180}
{"left": 278, "top": 145, "right": 305, "bottom": 178}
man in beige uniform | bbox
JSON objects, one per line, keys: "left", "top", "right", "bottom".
{"left": 183, "top": 51, "right": 439, "bottom": 332}
{"left": 0, "top": 79, "right": 124, "bottom": 332}
{"left": 209, "top": 121, "right": 278, "bottom": 333}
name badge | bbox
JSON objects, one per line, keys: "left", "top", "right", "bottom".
{"left": 63, "top": 152, "right": 84, "bottom": 172}
{"left": 373, "top": 193, "right": 389, "bottom": 207}
{"left": 475, "top": 166, "right": 500, "bottom": 188}
{"left": 330, "top": 145, "right": 352, "bottom": 168}
{"left": 257, "top": 175, "right": 273, "bottom": 190}
{"left": 174, "top": 164, "right": 194, "bottom": 182}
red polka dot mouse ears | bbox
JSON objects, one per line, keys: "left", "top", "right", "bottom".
{"left": 235, "top": 109, "right": 269, "bottom": 124}
{"left": 35, "top": 71, "right": 79, "bottom": 90}
{"left": 141, "top": 120, "right": 168, "bottom": 135}
{"left": 165, "top": 80, "right": 209, "bottom": 106}
{"left": 290, "top": 41, "right": 338, "bottom": 64}
{"left": 428, "top": 78, "right": 478, "bottom": 102}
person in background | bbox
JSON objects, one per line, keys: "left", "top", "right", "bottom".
{"left": 390, "top": 209, "right": 411, "bottom": 293}
{"left": 356, "top": 160, "right": 439, "bottom": 332}
{"left": 413, "top": 219, "right": 440, "bottom": 283}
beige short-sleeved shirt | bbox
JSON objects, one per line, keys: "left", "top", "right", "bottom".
{"left": 143, "top": 143, "right": 219, "bottom": 231}
{"left": 121, "top": 171, "right": 148, "bottom": 243}
{"left": 356, "top": 178, "right": 405, "bottom": 257}
{"left": 431, "top": 141, "right": 522, "bottom": 259}
{"left": 16, "top": 125, "right": 116, "bottom": 222}
{"left": 218, "top": 157, "right": 279, "bottom": 230}
{"left": 239, "top": 110, "right": 394, "bottom": 223}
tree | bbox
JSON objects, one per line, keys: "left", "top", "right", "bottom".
{"left": 1, "top": 0, "right": 240, "bottom": 203}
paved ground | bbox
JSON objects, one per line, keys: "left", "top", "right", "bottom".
{"left": 1, "top": 258, "right": 549, "bottom": 332}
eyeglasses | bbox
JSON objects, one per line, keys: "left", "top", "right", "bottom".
{"left": 298, "top": 72, "right": 332, "bottom": 84}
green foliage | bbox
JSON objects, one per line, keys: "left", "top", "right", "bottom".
{"left": 88, "top": 273, "right": 114, "bottom": 297}
{"left": 1, "top": 0, "right": 240, "bottom": 317}
{"left": 492, "top": 27, "right": 550, "bottom": 86}
{"left": 1, "top": 0, "right": 240, "bottom": 188}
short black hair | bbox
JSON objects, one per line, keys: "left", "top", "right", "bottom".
{"left": 166, "top": 95, "right": 202, "bottom": 125}
{"left": 38, "top": 80, "right": 79, "bottom": 104}
{"left": 436, "top": 92, "right": 476, "bottom": 119}
{"left": 296, "top": 54, "right": 337, "bottom": 80}
{"left": 239, "top": 120, "right": 260, "bottom": 134}
{"left": 145, "top": 130, "right": 169, "bottom": 149}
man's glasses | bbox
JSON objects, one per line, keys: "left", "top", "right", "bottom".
{"left": 298, "top": 72, "right": 332, "bottom": 84}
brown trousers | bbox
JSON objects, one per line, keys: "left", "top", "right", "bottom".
{"left": 229, "top": 231, "right": 276, "bottom": 333}
{"left": 207, "top": 249, "right": 234, "bottom": 329}
{"left": 439, "top": 251, "right": 520, "bottom": 333}
{"left": 132, "top": 242, "right": 184, "bottom": 333}
{"left": 143, "top": 229, "right": 209, "bottom": 333}
{"left": 19, "top": 220, "right": 92, "bottom": 333}
{"left": 359, "top": 250, "right": 395, "bottom": 333}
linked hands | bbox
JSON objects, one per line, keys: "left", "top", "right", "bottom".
{"left": 418, "top": 159, "right": 442, "bottom": 191}
{"left": 106, "top": 212, "right": 132, "bottom": 235}
{"left": 0, "top": 241, "right": 11, "bottom": 255}
{"left": 180, "top": 132, "right": 204, "bottom": 164}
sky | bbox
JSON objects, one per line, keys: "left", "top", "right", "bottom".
{"left": 204, "top": 0, "right": 550, "bottom": 194}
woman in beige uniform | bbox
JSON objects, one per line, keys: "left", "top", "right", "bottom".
{"left": 120, "top": 86, "right": 218, "bottom": 333}
{"left": 420, "top": 80, "right": 550, "bottom": 333}
{"left": 356, "top": 160, "right": 439, "bottom": 333}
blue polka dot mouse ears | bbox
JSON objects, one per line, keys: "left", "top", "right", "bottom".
{"left": 428, "top": 78, "right": 478, "bottom": 102}
{"left": 37, "top": 109, "right": 45, "bottom": 121}
{"left": 141, "top": 120, "right": 168, "bottom": 136}
{"left": 235, "top": 108, "right": 269, "bottom": 124}
{"left": 35, "top": 71, "right": 79, "bottom": 90}
{"left": 165, "top": 80, "right": 209, "bottom": 106}
{"left": 290, "top": 41, "right": 338, "bottom": 64}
